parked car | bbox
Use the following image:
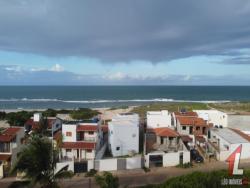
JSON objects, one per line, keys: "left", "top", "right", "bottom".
{"left": 190, "top": 149, "right": 204, "bottom": 163}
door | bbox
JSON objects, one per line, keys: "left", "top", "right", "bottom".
{"left": 179, "top": 152, "right": 183, "bottom": 165}
{"left": 190, "top": 127, "right": 193, "bottom": 134}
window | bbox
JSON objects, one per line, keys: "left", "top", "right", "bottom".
{"left": 169, "top": 137, "right": 173, "bottom": 141}
{"left": 66, "top": 132, "right": 72, "bottom": 137}
{"left": 66, "top": 149, "right": 72, "bottom": 152}
{"left": 116, "top": 147, "right": 120, "bottom": 151}
{"left": 182, "top": 126, "right": 186, "bottom": 130}
{"left": 161, "top": 137, "right": 164, "bottom": 144}
{"left": 88, "top": 131, "right": 94, "bottom": 135}
{"left": 196, "top": 127, "right": 200, "bottom": 131}
{"left": 86, "top": 149, "right": 92, "bottom": 153}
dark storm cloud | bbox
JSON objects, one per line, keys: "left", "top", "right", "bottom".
{"left": 0, "top": 0, "right": 250, "bottom": 62}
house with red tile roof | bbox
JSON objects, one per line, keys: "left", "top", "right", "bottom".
{"left": 24, "top": 113, "right": 62, "bottom": 134}
{"left": 145, "top": 111, "right": 190, "bottom": 168}
{"left": 61, "top": 121, "right": 103, "bottom": 161}
{"left": 176, "top": 116, "right": 211, "bottom": 136}
{"left": 0, "top": 127, "right": 25, "bottom": 177}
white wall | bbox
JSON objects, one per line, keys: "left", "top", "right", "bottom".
{"left": 62, "top": 123, "right": 77, "bottom": 142}
{"left": 99, "top": 159, "right": 117, "bottom": 171}
{"left": 145, "top": 151, "right": 190, "bottom": 168}
{"left": 194, "top": 110, "right": 228, "bottom": 127}
{"left": 56, "top": 161, "right": 74, "bottom": 173}
{"left": 88, "top": 160, "right": 94, "bottom": 171}
{"left": 147, "top": 110, "right": 172, "bottom": 129}
{"left": 176, "top": 122, "right": 191, "bottom": 135}
{"left": 109, "top": 122, "right": 139, "bottom": 157}
{"left": 126, "top": 157, "right": 142, "bottom": 169}
{"left": 109, "top": 114, "right": 139, "bottom": 157}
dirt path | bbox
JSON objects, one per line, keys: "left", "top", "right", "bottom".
{"left": 2, "top": 160, "right": 250, "bottom": 188}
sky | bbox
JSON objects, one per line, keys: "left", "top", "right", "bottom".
{"left": 1, "top": 0, "right": 250, "bottom": 85}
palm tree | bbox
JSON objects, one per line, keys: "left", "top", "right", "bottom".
{"left": 95, "top": 171, "right": 119, "bottom": 188}
{"left": 11, "top": 135, "right": 73, "bottom": 188}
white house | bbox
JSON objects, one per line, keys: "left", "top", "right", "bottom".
{"left": 208, "top": 128, "right": 250, "bottom": 161}
{"left": 108, "top": 113, "right": 139, "bottom": 157}
{"left": 61, "top": 121, "right": 103, "bottom": 161}
{"left": 194, "top": 110, "right": 228, "bottom": 128}
{"left": 0, "top": 127, "right": 25, "bottom": 178}
{"left": 147, "top": 110, "right": 172, "bottom": 129}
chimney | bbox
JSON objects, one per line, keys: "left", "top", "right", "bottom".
{"left": 34, "top": 113, "right": 42, "bottom": 122}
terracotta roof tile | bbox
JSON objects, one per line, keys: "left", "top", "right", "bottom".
{"left": 153, "top": 127, "right": 179, "bottom": 137}
{"left": 76, "top": 125, "right": 98, "bottom": 132}
{"left": 2, "top": 127, "right": 21, "bottom": 135}
{"left": 0, "top": 135, "right": 15, "bottom": 142}
{"left": 101, "top": 125, "right": 108, "bottom": 133}
{"left": 0, "top": 154, "right": 11, "bottom": 161}
{"left": 0, "top": 127, "right": 21, "bottom": 142}
{"left": 62, "top": 142, "right": 96, "bottom": 149}
{"left": 25, "top": 118, "right": 56, "bottom": 130}
{"left": 174, "top": 111, "right": 198, "bottom": 117}
{"left": 177, "top": 116, "right": 208, "bottom": 126}
{"left": 195, "top": 135, "right": 206, "bottom": 143}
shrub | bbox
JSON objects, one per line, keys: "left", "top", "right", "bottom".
{"left": 85, "top": 169, "right": 97, "bottom": 177}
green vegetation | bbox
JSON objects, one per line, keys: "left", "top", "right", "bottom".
{"left": 95, "top": 171, "right": 119, "bottom": 188}
{"left": 176, "top": 162, "right": 193, "bottom": 168}
{"left": 139, "top": 169, "right": 250, "bottom": 188}
{"left": 85, "top": 169, "right": 97, "bottom": 177}
{"left": 69, "top": 108, "right": 100, "bottom": 120}
{"left": 11, "top": 135, "right": 73, "bottom": 188}
{"left": 6, "top": 111, "right": 33, "bottom": 126}
{"left": 143, "top": 167, "right": 150, "bottom": 173}
{"left": 0, "top": 111, "right": 6, "bottom": 120}
{"left": 33, "top": 117, "right": 50, "bottom": 136}
{"left": 1, "top": 108, "right": 99, "bottom": 127}
{"left": 209, "top": 102, "right": 250, "bottom": 113}
{"left": 131, "top": 103, "right": 209, "bottom": 118}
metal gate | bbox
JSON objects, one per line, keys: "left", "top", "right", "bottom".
{"left": 74, "top": 161, "right": 88, "bottom": 173}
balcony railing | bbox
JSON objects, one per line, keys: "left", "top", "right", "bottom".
{"left": 77, "top": 137, "right": 96, "bottom": 142}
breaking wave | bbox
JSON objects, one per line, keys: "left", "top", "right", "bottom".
{"left": 0, "top": 98, "right": 232, "bottom": 104}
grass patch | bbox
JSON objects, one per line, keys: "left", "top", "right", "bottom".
{"left": 209, "top": 102, "right": 250, "bottom": 113}
{"left": 85, "top": 169, "right": 97, "bottom": 177}
{"left": 131, "top": 102, "right": 209, "bottom": 118}
{"left": 139, "top": 169, "right": 250, "bottom": 188}
{"left": 176, "top": 162, "right": 193, "bottom": 168}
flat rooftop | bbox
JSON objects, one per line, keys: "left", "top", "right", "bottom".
{"left": 211, "top": 128, "right": 249, "bottom": 144}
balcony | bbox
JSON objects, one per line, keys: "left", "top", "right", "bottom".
{"left": 0, "top": 143, "right": 11, "bottom": 153}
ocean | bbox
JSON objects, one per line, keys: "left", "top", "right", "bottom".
{"left": 0, "top": 86, "right": 250, "bottom": 109}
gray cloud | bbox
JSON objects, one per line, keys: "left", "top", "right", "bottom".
{"left": 1, "top": 65, "right": 250, "bottom": 85}
{"left": 0, "top": 0, "right": 250, "bottom": 62}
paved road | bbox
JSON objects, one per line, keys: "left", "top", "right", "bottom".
{"left": 1, "top": 160, "right": 250, "bottom": 188}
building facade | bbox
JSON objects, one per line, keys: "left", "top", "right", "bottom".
{"left": 61, "top": 121, "right": 102, "bottom": 161}
{"left": 194, "top": 110, "right": 228, "bottom": 128}
{"left": 108, "top": 113, "right": 139, "bottom": 157}
{"left": 147, "top": 110, "right": 172, "bottom": 129}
